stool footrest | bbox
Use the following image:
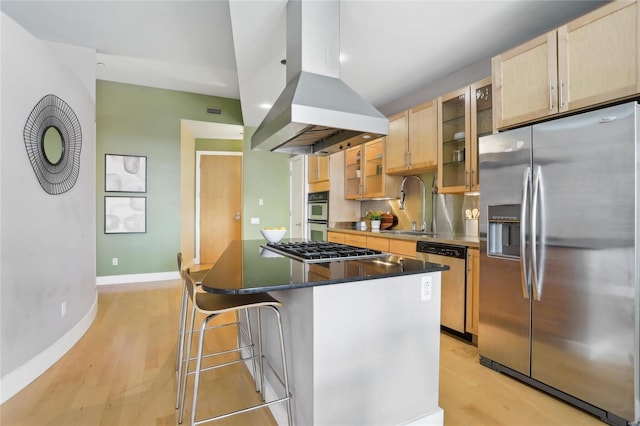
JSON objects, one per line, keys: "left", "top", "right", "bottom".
{"left": 192, "top": 395, "right": 292, "bottom": 426}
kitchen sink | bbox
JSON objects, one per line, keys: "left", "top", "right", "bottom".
{"left": 379, "top": 230, "right": 436, "bottom": 237}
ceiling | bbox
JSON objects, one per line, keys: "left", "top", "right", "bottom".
{"left": 2, "top": 0, "right": 605, "bottom": 137}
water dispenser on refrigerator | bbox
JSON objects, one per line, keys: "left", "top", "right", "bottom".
{"left": 487, "top": 204, "right": 521, "bottom": 258}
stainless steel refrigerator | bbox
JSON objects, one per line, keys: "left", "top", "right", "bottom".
{"left": 478, "top": 102, "right": 639, "bottom": 426}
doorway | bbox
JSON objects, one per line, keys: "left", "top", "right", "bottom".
{"left": 196, "top": 151, "right": 243, "bottom": 264}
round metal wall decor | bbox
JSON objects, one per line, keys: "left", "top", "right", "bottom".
{"left": 23, "top": 94, "right": 82, "bottom": 195}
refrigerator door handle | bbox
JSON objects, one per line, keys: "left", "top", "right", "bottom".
{"left": 531, "top": 165, "right": 545, "bottom": 300}
{"left": 520, "top": 166, "right": 531, "bottom": 299}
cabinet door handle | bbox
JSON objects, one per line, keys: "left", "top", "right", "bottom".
{"left": 466, "top": 170, "right": 469, "bottom": 188}
{"left": 549, "top": 83, "right": 554, "bottom": 111}
{"left": 559, "top": 79, "right": 564, "bottom": 109}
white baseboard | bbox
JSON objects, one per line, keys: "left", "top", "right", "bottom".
{"left": 95, "top": 271, "right": 180, "bottom": 286}
{"left": 0, "top": 292, "right": 99, "bottom": 404}
{"left": 401, "top": 407, "right": 445, "bottom": 426}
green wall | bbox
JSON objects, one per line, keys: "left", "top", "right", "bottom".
{"left": 96, "top": 81, "right": 292, "bottom": 276}
{"left": 241, "top": 128, "right": 291, "bottom": 238}
{"left": 96, "top": 81, "right": 243, "bottom": 276}
{"left": 195, "top": 138, "right": 243, "bottom": 152}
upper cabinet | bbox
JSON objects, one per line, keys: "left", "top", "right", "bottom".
{"left": 493, "top": 0, "right": 639, "bottom": 130}
{"left": 345, "top": 138, "right": 400, "bottom": 200}
{"left": 438, "top": 77, "right": 492, "bottom": 194}
{"left": 308, "top": 155, "right": 330, "bottom": 192}
{"left": 385, "top": 100, "right": 438, "bottom": 175}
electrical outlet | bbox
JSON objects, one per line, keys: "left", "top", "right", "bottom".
{"left": 61, "top": 301, "right": 67, "bottom": 318}
{"left": 421, "top": 276, "right": 432, "bottom": 301}
{"left": 259, "top": 199, "right": 264, "bottom": 206}
{"left": 112, "top": 257, "right": 118, "bottom": 266}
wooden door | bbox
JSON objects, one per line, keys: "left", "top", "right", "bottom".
{"left": 408, "top": 99, "right": 438, "bottom": 172}
{"left": 559, "top": 0, "right": 639, "bottom": 113}
{"left": 385, "top": 111, "right": 409, "bottom": 174}
{"left": 199, "top": 154, "right": 242, "bottom": 264}
{"left": 493, "top": 30, "right": 558, "bottom": 130}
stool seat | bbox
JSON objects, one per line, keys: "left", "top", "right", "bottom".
{"left": 194, "top": 292, "right": 281, "bottom": 313}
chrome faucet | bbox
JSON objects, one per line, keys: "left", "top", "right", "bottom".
{"left": 399, "top": 175, "right": 427, "bottom": 232}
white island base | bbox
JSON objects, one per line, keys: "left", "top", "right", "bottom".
{"left": 253, "top": 271, "right": 443, "bottom": 426}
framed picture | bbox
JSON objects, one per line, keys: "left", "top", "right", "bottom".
{"left": 104, "top": 196, "right": 146, "bottom": 234}
{"left": 105, "top": 154, "right": 146, "bottom": 192}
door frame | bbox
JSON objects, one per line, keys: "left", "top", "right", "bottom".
{"left": 289, "top": 155, "right": 308, "bottom": 239}
{"left": 195, "top": 150, "right": 243, "bottom": 263}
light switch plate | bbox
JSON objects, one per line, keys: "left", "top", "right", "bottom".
{"left": 251, "top": 217, "right": 260, "bottom": 225}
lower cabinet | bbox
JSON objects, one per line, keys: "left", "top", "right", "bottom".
{"left": 465, "top": 248, "right": 480, "bottom": 336}
{"left": 388, "top": 239, "right": 417, "bottom": 259}
{"left": 328, "top": 231, "right": 418, "bottom": 258}
{"left": 345, "top": 233, "right": 367, "bottom": 248}
{"left": 366, "top": 236, "right": 389, "bottom": 252}
{"left": 327, "top": 231, "right": 345, "bottom": 244}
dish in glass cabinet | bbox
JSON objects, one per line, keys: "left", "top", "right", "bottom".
{"left": 453, "top": 131, "right": 465, "bottom": 141}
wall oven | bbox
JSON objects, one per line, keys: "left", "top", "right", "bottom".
{"left": 307, "top": 191, "right": 328, "bottom": 241}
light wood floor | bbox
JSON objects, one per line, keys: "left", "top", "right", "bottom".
{"left": 1, "top": 280, "right": 605, "bottom": 426}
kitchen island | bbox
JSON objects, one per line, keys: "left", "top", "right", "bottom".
{"left": 201, "top": 239, "right": 448, "bottom": 426}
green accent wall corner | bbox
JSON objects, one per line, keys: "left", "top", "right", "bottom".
{"left": 96, "top": 81, "right": 242, "bottom": 276}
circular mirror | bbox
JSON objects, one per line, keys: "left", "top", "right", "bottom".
{"left": 42, "top": 126, "right": 64, "bottom": 165}
{"left": 24, "top": 94, "right": 82, "bottom": 195}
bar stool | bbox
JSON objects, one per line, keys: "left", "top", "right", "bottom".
{"left": 177, "top": 267, "right": 292, "bottom": 425}
{"left": 175, "top": 257, "right": 258, "bottom": 410}
{"left": 175, "top": 252, "right": 210, "bottom": 372}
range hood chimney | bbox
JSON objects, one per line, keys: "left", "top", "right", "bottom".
{"left": 251, "top": 0, "right": 389, "bottom": 155}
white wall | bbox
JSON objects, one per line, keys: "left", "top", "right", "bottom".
{"left": 0, "top": 13, "right": 97, "bottom": 402}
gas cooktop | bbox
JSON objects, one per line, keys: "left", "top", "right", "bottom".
{"left": 263, "top": 241, "right": 387, "bottom": 263}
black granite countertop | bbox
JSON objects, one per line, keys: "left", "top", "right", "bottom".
{"left": 200, "top": 239, "right": 449, "bottom": 295}
{"left": 328, "top": 226, "right": 480, "bottom": 248}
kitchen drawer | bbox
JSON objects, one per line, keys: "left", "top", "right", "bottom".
{"left": 367, "top": 236, "right": 390, "bottom": 252}
{"left": 327, "top": 231, "right": 346, "bottom": 243}
{"left": 345, "top": 234, "right": 367, "bottom": 248}
{"left": 389, "top": 239, "right": 417, "bottom": 258}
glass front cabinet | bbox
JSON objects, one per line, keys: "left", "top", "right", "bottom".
{"left": 438, "top": 77, "right": 492, "bottom": 193}
{"left": 344, "top": 138, "right": 399, "bottom": 200}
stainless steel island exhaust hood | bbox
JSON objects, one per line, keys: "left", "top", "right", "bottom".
{"left": 251, "top": 0, "right": 389, "bottom": 156}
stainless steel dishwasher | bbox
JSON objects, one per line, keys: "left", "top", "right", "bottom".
{"left": 416, "top": 241, "right": 470, "bottom": 340}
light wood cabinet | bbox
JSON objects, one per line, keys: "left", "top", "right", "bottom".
{"left": 385, "top": 111, "right": 409, "bottom": 173}
{"left": 493, "top": 0, "right": 639, "bottom": 130}
{"left": 327, "top": 231, "right": 419, "bottom": 259}
{"left": 366, "top": 236, "right": 389, "bottom": 252}
{"left": 344, "top": 138, "right": 401, "bottom": 200}
{"left": 388, "top": 239, "right": 416, "bottom": 259}
{"left": 327, "top": 231, "right": 346, "bottom": 244}
{"left": 345, "top": 233, "right": 367, "bottom": 248}
{"left": 385, "top": 101, "right": 438, "bottom": 175}
{"left": 438, "top": 77, "right": 491, "bottom": 194}
{"left": 465, "top": 248, "right": 480, "bottom": 336}
{"left": 308, "top": 155, "right": 330, "bottom": 192}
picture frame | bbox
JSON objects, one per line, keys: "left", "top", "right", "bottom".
{"left": 104, "top": 196, "right": 146, "bottom": 234}
{"left": 105, "top": 154, "right": 147, "bottom": 192}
